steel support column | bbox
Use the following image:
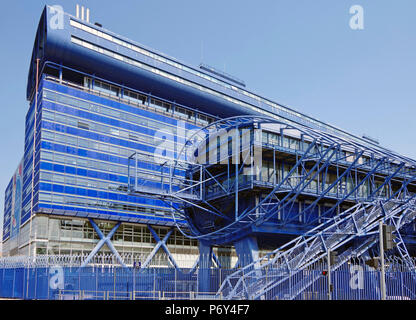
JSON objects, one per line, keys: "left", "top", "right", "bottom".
{"left": 198, "top": 241, "right": 214, "bottom": 293}
{"left": 234, "top": 236, "right": 260, "bottom": 267}
{"left": 81, "top": 219, "right": 126, "bottom": 268}
{"left": 141, "top": 226, "right": 179, "bottom": 269}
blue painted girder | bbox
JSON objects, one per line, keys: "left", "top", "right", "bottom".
{"left": 81, "top": 219, "right": 127, "bottom": 268}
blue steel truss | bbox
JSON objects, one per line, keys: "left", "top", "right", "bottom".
{"left": 129, "top": 116, "right": 416, "bottom": 244}
{"left": 217, "top": 195, "right": 416, "bottom": 299}
{"left": 128, "top": 115, "right": 416, "bottom": 297}
{"left": 81, "top": 219, "right": 127, "bottom": 268}
{"left": 141, "top": 226, "right": 179, "bottom": 269}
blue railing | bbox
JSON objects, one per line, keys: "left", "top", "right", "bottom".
{"left": 0, "top": 262, "right": 415, "bottom": 300}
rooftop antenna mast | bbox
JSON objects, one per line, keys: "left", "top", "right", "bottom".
{"left": 76, "top": 4, "right": 90, "bottom": 23}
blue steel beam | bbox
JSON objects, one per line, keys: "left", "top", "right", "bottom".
{"left": 189, "top": 256, "right": 199, "bottom": 274}
{"left": 303, "top": 161, "right": 407, "bottom": 226}
{"left": 188, "top": 252, "right": 222, "bottom": 274}
{"left": 81, "top": 219, "right": 126, "bottom": 268}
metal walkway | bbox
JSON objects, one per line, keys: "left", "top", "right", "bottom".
{"left": 217, "top": 196, "right": 416, "bottom": 299}
{"left": 125, "top": 116, "right": 416, "bottom": 298}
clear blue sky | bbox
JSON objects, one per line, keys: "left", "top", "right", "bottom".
{"left": 1, "top": 0, "right": 415, "bottom": 239}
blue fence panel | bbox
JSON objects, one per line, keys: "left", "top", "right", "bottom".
{"left": 0, "top": 265, "right": 415, "bottom": 300}
{"left": 13, "top": 268, "right": 25, "bottom": 298}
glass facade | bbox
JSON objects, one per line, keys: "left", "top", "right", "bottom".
{"left": 35, "top": 77, "right": 211, "bottom": 221}
{"left": 1, "top": 71, "right": 222, "bottom": 258}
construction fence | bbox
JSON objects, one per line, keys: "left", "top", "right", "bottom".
{"left": 0, "top": 266, "right": 229, "bottom": 300}
{"left": 0, "top": 255, "right": 415, "bottom": 300}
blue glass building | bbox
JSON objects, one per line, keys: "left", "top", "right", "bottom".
{"left": 2, "top": 5, "right": 415, "bottom": 269}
